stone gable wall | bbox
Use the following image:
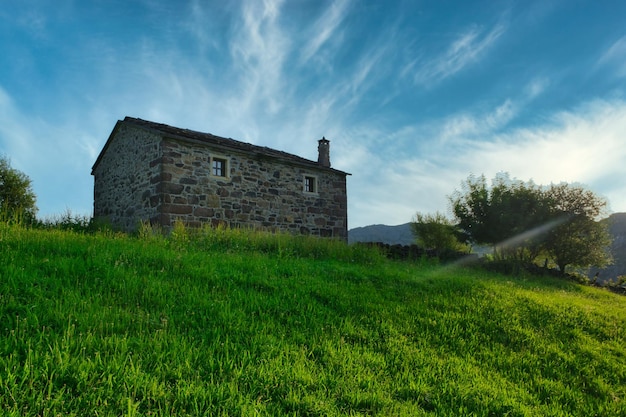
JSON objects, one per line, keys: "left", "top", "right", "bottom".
{"left": 93, "top": 124, "right": 348, "bottom": 239}
{"left": 92, "top": 124, "right": 162, "bottom": 231}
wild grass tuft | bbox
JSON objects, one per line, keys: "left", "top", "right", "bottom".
{"left": 29, "top": 209, "right": 111, "bottom": 234}
{"left": 159, "top": 220, "right": 386, "bottom": 264}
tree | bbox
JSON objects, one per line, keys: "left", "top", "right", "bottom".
{"left": 449, "top": 173, "right": 612, "bottom": 273}
{"left": 448, "top": 174, "right": 492, "bottom": 244}
{"left": 542, "top": 183, "right": 612, "bottom": 274}
{"left": 0, "top": 155, "right": 37, "bottom": 223}
{"left": 449, "top": 173, "right": 547, "bottom": 261}
{"left": 410, "top": 211, "right": 468, "bottom": 255}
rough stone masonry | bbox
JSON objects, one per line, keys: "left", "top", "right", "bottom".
{"left": 91, "top": 117, "right": 350, "bottom": 240}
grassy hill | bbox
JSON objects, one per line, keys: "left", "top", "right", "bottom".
{"left": 1, "top": 223, "right": 625, "bottom": 416}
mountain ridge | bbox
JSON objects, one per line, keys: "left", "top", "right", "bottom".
{"left": 348, "top": 223, "right": 414, "bottom": 245}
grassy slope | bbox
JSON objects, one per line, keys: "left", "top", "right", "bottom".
{"left": 0, "top": 225, "right": 625, "bottom": 416}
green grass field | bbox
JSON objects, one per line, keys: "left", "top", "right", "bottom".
{"left": 1, "top": 223, "right": 625, "bottom": 416}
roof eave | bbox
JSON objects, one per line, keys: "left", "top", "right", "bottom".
{"left": 93, "top": 117, "right": 352, "bottom": 177}
{"left": 91, "top": 119, "right": 125, "bottom": 175}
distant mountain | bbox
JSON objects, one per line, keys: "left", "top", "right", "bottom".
{"left": 590, "top": 212, "right": 626, "bottom": 283}
{"left": 348, "top": 223, "right": 414, "bottom": 245}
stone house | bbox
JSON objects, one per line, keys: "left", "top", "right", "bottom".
{"left": 91, "top": 117, "right": 350, "bottom": 239}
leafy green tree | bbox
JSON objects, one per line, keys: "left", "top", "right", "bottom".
{"left": 411, "top": 211, "right": 468, "bottom": 255}
{"left": 449, "top": 173, "right": 547, "bottom": 261}
{"left": 449, "top": 174, "right": 611, "bottom": 273}
{"left": 0, "top": 155, "right": 37, "bottom": 223}
{"left": 448, "top": 174, "right": 491, "bottom": 244}
{"left": 542, "top": 183, "right": 612, "bottom": 274}
{"left": 487, "top": 174, "right": 550, "bottom": 261}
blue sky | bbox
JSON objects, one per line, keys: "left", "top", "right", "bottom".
{"left": 1, "top": 0, "right": 625, "bottom": 228}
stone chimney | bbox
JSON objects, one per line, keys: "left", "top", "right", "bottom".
{"left": 317, "top": 137, "right": 331, "bottom": 168}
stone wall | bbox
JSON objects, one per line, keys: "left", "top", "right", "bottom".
{"left": 157, "top": 138, "right": 348, "bottom": 239}
{"left": 92, "top": 124, "right": 162, "bottom": 231}
{"left": 93, "top": 123, "right": 348, "bottom": 239}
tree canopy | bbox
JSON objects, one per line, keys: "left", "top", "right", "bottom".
{"left": 542, "top": 183, "right": 612, "bottom": 273}
{"left": 0, "top": 155, "right": 37, "bottom": 223}
{"left": 448, "top": 173, "right": 612, "bottom": 274}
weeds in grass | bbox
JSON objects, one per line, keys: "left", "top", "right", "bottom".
{"left": 30, "top": 209, "right": 112, "bottom": 234}
{"left": 154, "top": 220, "right": 385, "bottom": 264}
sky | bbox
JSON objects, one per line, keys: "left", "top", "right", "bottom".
{"left": 1, "top": 0, "right": 626, "bottom": 229}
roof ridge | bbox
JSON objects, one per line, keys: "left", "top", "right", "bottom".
{"left": 121, "top": 116, "right": 350, "bottom": 175}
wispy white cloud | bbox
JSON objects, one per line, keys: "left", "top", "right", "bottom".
{"left": 0, "top": 86, "right": 32, "bottom": 164}
{"left": 448, "top": 100, "right": 626, "bottom": 184}
{"left": 227, "top": 0, "right": 290, "bottom": 123}
{"left": 409, "top": 22, "right": 507, "bottom": 85}
{"left": 432, "top": 98, "right": 517, "bottom": 146}
{"left": 525, "top": 76, "right": 550, "bottom": 99}
{"left": 315, "top": 43, "right": 389, "bottom": 119}
{"left": 428, "top": 76, "right": 550, "bottom": 148}
{"left": 598, "top": 35, "right": 626, "bottom": 77}
{"left": 299, "top": 0, "right": 351, "bottom": 65}
{"left": 183, "top": 0, "right": 223, "bottom": 51}
{"left": 348, "top": 46, "right": 387, "bottom": 95}
{"left": 490, "top": 100, "right": 626, "bottom": 186}
{"left": 346, "top": 98, "right": 626, "bottom": 227}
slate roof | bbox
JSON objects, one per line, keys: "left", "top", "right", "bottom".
{"left": 92, "top": 116, "right": 350, "bottom": 175}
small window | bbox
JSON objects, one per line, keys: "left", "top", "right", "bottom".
{"left": 304, "top": 175, "right": 317, "bottom": 193}
{"left": 212, "top": 157, "right": 228, "bottom": 177}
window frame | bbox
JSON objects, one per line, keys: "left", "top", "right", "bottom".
{"left": 303, "top": 175, "right": 318, "bottom": 194}
{"left": 210, "top": 156, "right": 229, "bottom": 178}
